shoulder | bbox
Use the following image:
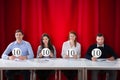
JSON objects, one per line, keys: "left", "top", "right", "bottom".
{"left": 38, "top": 45, "right": 42, "bottom": 49}
{"left": 7, "top": 41, "right": 16, "bottom": 46}
{"left": 88, "top": 44, "right": 97, "bottom": 49}
{"left": 104, "top": 44, "right": 109, "bottom": 47}
{"left": 22, "top": 40, "right": 31, "bottom": 46}
{"left": 76, "top": 42, "right": 81, "bottom": 46}
{"left": 23, "top": 40, "right": 29, "bottom": 43}
{"left": 63, "top": 41, "right": 69, "bottom": 45}
{"left": 104, "top": 44, "right": 112, "bottom": 49}
{"left": 52, "top": 45, "right": 56, "bottom": 49}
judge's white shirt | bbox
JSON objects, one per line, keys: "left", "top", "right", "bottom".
{"left": 61, "top": 41, "right": 81, "bottom": 58}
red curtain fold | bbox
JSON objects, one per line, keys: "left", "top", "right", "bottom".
{"left": 20, "top": 0, "right": 101, "bottom": 57}
{"left": 0, "top": 0, "right": 120, "bottom": 58}
{"left": 115, "top": 0, "right": 120, "bottom": 58}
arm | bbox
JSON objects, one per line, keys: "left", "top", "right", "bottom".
{"left": 26, "top": 42, "right": 34, "bottom": 59}
{"left": 73, "top": 43, "right": 81, "bottom": 59}
{"left": 85, "top": 45, "right": 93, "bottom": 60}
{"left": 76, "top": 43, "right": 81, "bottom": 58}
{"left": 106, "top": 45, "right": 118, "bottom": 60}
{"left": 51, "top": 45, "right": 56, "bottom": 58}
{"left": 36, "top": 46, "right": 42, "bottom": 58}
{"left": 61, "top": 42, "right": 68, "bottom": 58}
{"left": 1, "top": 43, "right": 13, "bottom": 59}
{"left": 49, "top": 45, "right": 56, "bottom": 58}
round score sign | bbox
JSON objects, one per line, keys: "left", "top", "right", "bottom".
{"left": 67, "top": 49, "right": 77, "bottom": 57}
{"left": 92, "top": 48, "right": 102, "bottom": 58}
{"left": 41, "top": 48, "right": 50, "bottom": 57}
{"left": 12, "top": 48, "right": 22, "bottom": 57}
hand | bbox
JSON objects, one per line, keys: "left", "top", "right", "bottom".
{"left": 39, "top": 53, "right": 43, "bottom": 58}
{"left": 18, "top": 56, "right": 27, "bottom": 60}
{"left": 73, "top": 55, "right": 78, "bottom": 59}
{"left": 64, "top": 55, "right": 69, "bottom": 59}
{"left": 8, "top": 56, "right": 16, "bottom": 60}
{"left": 107, "top": 56, "right": 115, "bottom": 61}
{"left": 91, "top": 57, "right": 97, "bottom": 61}
{"left": 49, "top": 52, "right": 54, "bottom": 58}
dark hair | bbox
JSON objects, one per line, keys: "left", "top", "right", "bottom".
{"left": 97, "top": 33, "right": 104, "bottom": 37}
{"left": 41, "top": 33, "right": 54, "bottom": 53}
{"left": 15, "top": 29, "right": 24, "bottom": 35}
{"left": 69, "top": 31, "right": 77, "bottom": 47}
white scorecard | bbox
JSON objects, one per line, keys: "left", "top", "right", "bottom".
{"left": 12, "top": 48, "right": 22, "bottom": 57}
{"left": 92, "top": 48, "right": 102, "bottom": 58}
{"left": 41, "top": 48, "right": 51, "bottom": 57}
{"left": 67, "top": 49, "right": 77, "bottom": 57}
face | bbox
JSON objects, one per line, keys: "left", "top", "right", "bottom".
{"left": 15, "top": 32, "right": 24, "bottom": 41}
{"left": 96, "top": 36, "right": 104, "bottom": 45}
{"left": 69, "top": 33, "right": 76, "bottom": 41}
{"left": 42, "top": 36, "right": 49, "bottom": 45}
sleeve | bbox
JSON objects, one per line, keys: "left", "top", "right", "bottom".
{"left": 53, "top": 45, "right": 56, "bottom": 58}
{"left": 61, "top": 42, "right": 67, "bottom": 58}
{"left": 107, "top": 45, "right": 118, "bottom": 59}
{"left": 85, "top": 45, "right": 93, "bottom": 60}
{"left": 26, "top": 42, "right": 34, "bottom": 59}
{"left": 1, "top": 43, "right": 12, "bottom": 59}
{"left": 36, "top": 46, "right": 42, "bottom": 58}
{"left": 76, "top": 43, "right": 81, "bottom": 58}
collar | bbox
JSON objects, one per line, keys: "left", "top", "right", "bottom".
{"left": 97, "top": 44, "right": 104, "bottom": 47}
{"left": 14, "top": 40, "right": 24, "bottom": 45}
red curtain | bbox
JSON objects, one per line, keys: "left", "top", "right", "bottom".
{"left": 0, "top": 0, "right": 120, "bottom": 79}
{"left": 1, "top": 0, "right": 120, "bottom": 57}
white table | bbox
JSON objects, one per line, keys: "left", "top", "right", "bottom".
{"left": 1, "top": 58, "right": 120, "bottom": 80}
{"left": 52, "top": 58, "right": 86, "bottom": 80}
{"left": 84, "top": 59, "right": 120, "bottom": 80}
{"left": 0, "top": 58, "right": 85, "bottom": 80}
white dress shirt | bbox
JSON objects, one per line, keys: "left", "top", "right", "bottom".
{"left": 61, "top": 41, "right": 81, "bottom": 58}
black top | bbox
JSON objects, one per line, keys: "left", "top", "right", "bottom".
{"left": 85, "top": 44, "right": 117, "bottom": 60}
